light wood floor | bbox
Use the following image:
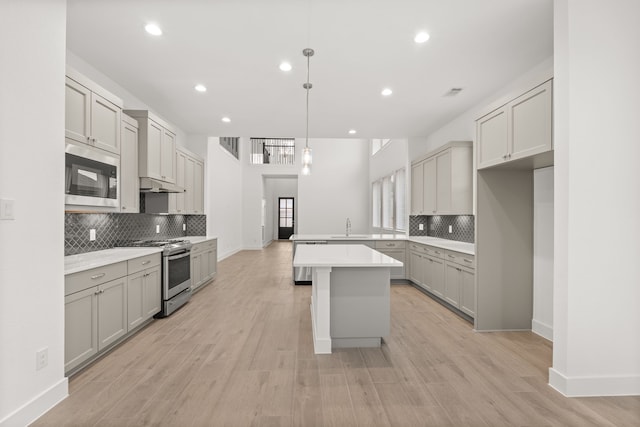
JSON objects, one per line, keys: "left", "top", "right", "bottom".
{"left": 35, "top": 241, "right": 639, "bottom": 426}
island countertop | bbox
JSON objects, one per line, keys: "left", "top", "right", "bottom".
{"left": 293, "top": 244, "right": 404, "bottom": 268}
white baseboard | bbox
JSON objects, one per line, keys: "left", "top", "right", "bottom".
{"left": 218, "top": 248, "right": 241, "bottom": 261}
{"left": 549, "top": 367, "right": 640, "bottom": 397}
{"left": 0, "top": 377, "right": 68, "bottom": 427}
{"left": 532, "top": 319, "right": 553, "bottom": 341}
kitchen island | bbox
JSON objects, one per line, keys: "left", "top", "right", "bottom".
{"left": 293, "top": 244, "right": 403, "bottom": 354}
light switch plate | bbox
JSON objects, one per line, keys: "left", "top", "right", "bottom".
{"left": 183, "top": 223, "right": 186, "bottom": 231}
{"left": 0, "top": 199, "right": 15, "bottom": 220}
{"left": 448, "top": 225, "right": 453, "bottom": 233}
{"left": 156, "top": 224, "right": 160, "bottom": 233}
{"left": 89, "top": 229, "right": 96, "bottom": 241}
{"left": 418, "top": 223, "right": 424, "bottom": 230}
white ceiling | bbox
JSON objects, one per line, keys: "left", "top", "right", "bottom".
{"left": 66, "top": 0, "right": 553, "bottom": 139}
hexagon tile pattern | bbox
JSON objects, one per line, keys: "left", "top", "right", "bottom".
{"left": 65, "top": 213, "right": 207, "bottom": 255}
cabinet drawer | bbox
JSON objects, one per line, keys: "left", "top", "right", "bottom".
{"left": 375, "top": 240, "right": 406, "bottom": 249}
{"left": 191, "top": 239, "right": 216, "bottom": 254}
{"left": 66, "top": 261, "right": 127, "bottom": 296}
{"left": 127, "top": 253, "right": 161, "bottom": 275}
{"left": 445, "top": 250, "right": 475, "bottom": 268}
{"left": 409, "top": 243, "right": 424, "bottom": 253}
{"left": 423, "top": 245, "right": 445, "bottom": 259}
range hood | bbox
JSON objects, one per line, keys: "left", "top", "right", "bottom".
{"left": 139, "top": 177, "right": 185, "bottom": 193}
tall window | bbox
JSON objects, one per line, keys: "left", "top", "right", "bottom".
{"left": 372, "top": 168, "right": 406, "bottom": 232}
{"left": 250, "top": 138, "right": 295, "bottom": 165}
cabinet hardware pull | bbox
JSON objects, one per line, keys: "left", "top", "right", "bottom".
{"left": 463, "top": 259, "right": 472, "bottom": 263}
{"left": 448, "top": 254, "right": 455, "bottom": 258}
{"left": 142, "top": 261, "right": 151, "bottom": 265}
{"left": 91, "top": 273, "right": 106, "bottom": 280}
{"left": 435, "top": 251, "right": 441, "bottom": 254}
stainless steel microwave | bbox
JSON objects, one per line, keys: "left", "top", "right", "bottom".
{"left": 65, "top": 140, "right": 119, "bottom": 208}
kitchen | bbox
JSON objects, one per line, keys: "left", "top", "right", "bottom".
{"left": 1, "top": 1, "right": 640, "bottom": 426}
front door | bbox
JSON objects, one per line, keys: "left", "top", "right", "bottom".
{"left": 278, "top": 197, "right": 294, "bottom": 240}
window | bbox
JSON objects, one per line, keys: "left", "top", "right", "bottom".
{"left": 371, "top": 138, "right": 391, "bottom": 155}
{"left": 250, "top": 138, "right": 295, "bottom": 165}
{"left": 220, "top": 137, "right": 239, "bottom": 159}
{"left": 372, "top": 168, "right": 406, "bottom": 232}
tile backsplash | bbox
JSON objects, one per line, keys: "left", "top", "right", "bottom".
{"left": 409, "top": 215, "right": 474, "bottom": 243}
{"left": 65, "top": 213, "right": 207, "bottom": 255}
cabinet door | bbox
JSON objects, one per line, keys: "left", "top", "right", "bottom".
{"left": 91, "top": 93, "right": 121, "bottom": 154}
{"left": 422, "top": 157, "right": 437, "bottom": 214}
{"left": 193, "top": 160, "right": 204, "bottom": 214}
{"left": 428, "top": 256, "right": 445, "bottom": 298}
{"left": 410, "top": 163, "right": 424, "bottom": 215}
{"left": 459, "top": 267, "right": 475, "bottom": 317}
{"left": 160, "top": 129, "right": 176, "bottom": 183}
{"left": 145, "top": 120, "right": 164, "bottom": 180}
{"left": 206, "top": 249, "right": 217, "bottom": 280}
{"left": 174, "top": 151, "right": 186, "bottom": 213}
{"left": 120, "top": 118, "right": 139, "bottom": 212}
{"left": 444, "top": 263, "right": 461, "bottom": 307}
{"left": 98, "top": 278, "right": 127, "bottom": 351}
{"left": 435, "top": 150, "right": 452, "bottom": 214}
{"left": 127, "top": 271, "right": 145, "bottom": 331}
{"left": 378, "top": 248, "right": 405, "bottom": 280}
{"left": 510, "top": 80, "right": 552, "bottom": 161}
{"left": 65, "top": 287, "right": 98, "bottom": 372}
{"left": 191, "top": 253, "right": 203, "bottom": 290}
{"left": 477, "top": 106, "right": 509, "bottom": 169}
{"left": 143, "top": 266, "right": 161, "bottom": 318}
{"left": 65, "top": 77, "right": 91, "bottom": 144}
{"left": 409, "top": 251, "right": 422, "bottom": 285}
{"left": 184, "top": 156, "right": 195, "bottom": 214}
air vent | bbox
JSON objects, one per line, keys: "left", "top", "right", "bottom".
{"left": 444, "top": 88, "right": 463, "bottom": 97}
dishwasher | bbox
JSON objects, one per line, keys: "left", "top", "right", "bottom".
{"left": 293, "top": 240, "right": 327, "bottom": 284}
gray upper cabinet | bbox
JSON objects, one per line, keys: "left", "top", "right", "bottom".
{"left": 65, "top": 69, "right": 122, "bottom": 155}
{"left": 411, "top": 141, "right": 473, "bottom": 216}
{"left": 120, "top": 114, "right": 139, "bottom": 213}
{"left": 171, "top": 147, "right": 205, "bottom": 214}
{"left": 124, "top": 110, "right": 177, "bottom": 184}
{"left": 477, "top": 79, "right": 553, "bottom": 169}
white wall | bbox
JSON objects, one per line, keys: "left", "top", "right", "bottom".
{"left": 206, "top": 137, "right": 243, "bottom": 260}
{"left": 369, "top": 139, "right": 408, "bottom": 181}
{"left": 66, "top": 50, "right": 189, "bottom": 148}
{"left": 550, "top": 0, "right": 640, "bottom": 396}
{"left": 297, "top": 139, "right": 370, "bottom": 235}
{"left": 0, "top": 1, "right": 68, "bottom": 425}
{"left": 533, "top": 167, "right": 554, "bottom": 340}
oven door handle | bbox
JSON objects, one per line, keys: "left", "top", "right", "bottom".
{"left": 167, "top": 251, "right": 190, "bottom": 260}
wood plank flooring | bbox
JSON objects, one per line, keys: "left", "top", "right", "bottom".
{"left": 34, "top": 241, "right": 639, "bottom": 426}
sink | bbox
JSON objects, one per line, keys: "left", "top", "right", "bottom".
{"left": 330, "top": 235, "right": 369, "bottom": 239}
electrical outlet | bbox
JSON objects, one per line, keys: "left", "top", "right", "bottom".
{"left": 0, "top": 199, "right": 15, "bottom": 220}
{"left": 448, "top": 225, "right": 453, "bottom": 233}
{"left": 418, "top": 223, "right": 424, "bottom": 230}
{"left": 182, "top": 223, "right": 186, "bottom": 231}
{"left": 156, "top": 224, "right": 160, "bottom": 233}
{"left": 36, "top": 347, "right": 48, "bottom": 371}
{"left": 89, "top": 229, "right": 96, "bottom": 241}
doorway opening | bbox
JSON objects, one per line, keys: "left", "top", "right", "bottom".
{"left": 278, "top": 197, "right": 294, "bottom": 240}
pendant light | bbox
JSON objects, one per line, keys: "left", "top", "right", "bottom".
{"left": 301, "top": 48, "right": 314, "bottom": 176}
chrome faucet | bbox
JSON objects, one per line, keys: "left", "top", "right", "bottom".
{"left": 346, "top": 218, "right": 352, "bottom": 236}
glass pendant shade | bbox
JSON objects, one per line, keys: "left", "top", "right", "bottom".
{"left": 302, "top": 146, "right": 313, "bottom": 166}
{"left": 301, "top": 163, "right": 311, "bottom": 176}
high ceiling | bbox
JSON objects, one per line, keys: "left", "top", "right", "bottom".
{"left": 66, "top": 0, "right": 553, "bottom": 139}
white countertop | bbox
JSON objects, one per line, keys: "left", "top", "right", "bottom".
{"left": 290, "top": 234, "right": 475, "bottom": 255}
{"left": 293, "top": 244, "right": 404, "bottom": 268}
{"left": 182, "top": 235, "right": 218, "bottom": 244}
{"left": 65, "top": 247, "right": 162, "bottom": 275}
{"left": 290, "top": 233, "right": 406, "bottom": 241}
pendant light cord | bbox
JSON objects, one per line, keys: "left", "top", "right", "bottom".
{"left": 305, "top": 51, "right": 311, "bottom": 149}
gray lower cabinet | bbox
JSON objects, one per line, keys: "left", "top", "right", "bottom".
{"left": 65, "top": 276, "right": 127, "bottom": 373}
{"left": 408, "top": 242, "right": 474, "bottom": 318}
{"left": 190, "top": 239, "right": 217, "bottom": 291}
{"left": 65, "top": 253, "right": 161, "bottom": 374}
{"left": 127, "top": 265, "right": 161, "bottom": 330}
{"left": 374, "top": 241, "right": 406, "bottom": 280}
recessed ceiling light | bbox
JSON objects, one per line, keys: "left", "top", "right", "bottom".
{"left": 381, "top": 88, "right": 393, "bottom": 96}
{"left": 145, "top": 23, "right": 162, "bottom": 36}
{"left": 279, "top": 62, "right": 292, "bottom": 72}
{"left": 194, "top": 84, "right": 207, "bottom": 92}
{"left": 348, "top": 129, "right": 357, "bottom": 134}
{"left": 414, "top": 31, "right": 430, "bottom": 43}
{"left": 221, "top": 117, "right": 231, "bottom": 123}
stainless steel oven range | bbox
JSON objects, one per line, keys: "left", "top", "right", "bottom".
{"left": 122, "top": 239, "right": 193, "bottom": 317}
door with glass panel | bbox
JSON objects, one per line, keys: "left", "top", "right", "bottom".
{"left": 278, "top": 197, "right": 294, "bottom": 240}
